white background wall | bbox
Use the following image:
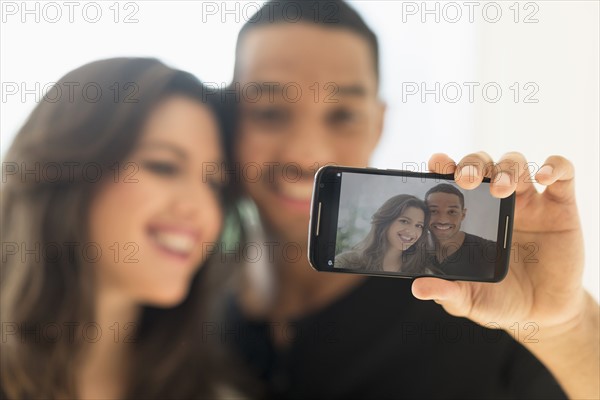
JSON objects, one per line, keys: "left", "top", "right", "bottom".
{"left": 1, "top": 1, "right": 598, "bottom": 300}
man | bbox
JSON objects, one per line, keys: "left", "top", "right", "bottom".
{"left": 224, "top": 1, "right": 599, "bottom": 399}
{"left": 425, "top": 183, "right": 497, "bottom": 278}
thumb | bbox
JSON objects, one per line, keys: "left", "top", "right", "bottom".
{"left": 411, "top": 277, "right": 473, "bottom": 318}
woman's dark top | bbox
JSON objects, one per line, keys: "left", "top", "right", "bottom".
{"left": 335, "top": 250, "right": 444, "bottom": 276}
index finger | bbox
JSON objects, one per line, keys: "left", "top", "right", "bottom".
{"left": 455, "top": 151, "right": 494, "bottom": 190}
{"left": 428, "top": 153, "right": 457, "bottom": 175}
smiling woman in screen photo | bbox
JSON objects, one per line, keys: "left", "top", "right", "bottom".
{"left": 335, "top": 194, "right": 442, "bottom": 275}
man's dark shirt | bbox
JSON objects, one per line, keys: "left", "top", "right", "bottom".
{"left": 431, "top": 232, "right": 498, "bottom": 279}
{"left": 226, "top": 276, "right": 566, "bottom": 399}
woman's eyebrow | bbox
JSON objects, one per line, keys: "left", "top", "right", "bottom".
{"left": 137, "top": 141, "right": 187, "bottom": 159}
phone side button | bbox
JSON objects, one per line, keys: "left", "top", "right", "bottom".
{"left": 503, "top": 216, "right": 509, "bottom": 249}
{"left": 315, "top": 202, "right": 322, "bottom": 237}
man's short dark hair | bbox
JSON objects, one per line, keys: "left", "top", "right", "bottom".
{"left": 234, "top": 0, "right": 379, "bottom": 84}
{"left": 425, "top": 184, "right": 465, "bottom": 209}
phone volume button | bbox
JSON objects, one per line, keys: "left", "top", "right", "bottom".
{"left": 315, "top": 202, "right": 322, "bottom": 237}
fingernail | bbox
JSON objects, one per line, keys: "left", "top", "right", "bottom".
{"left": 460, "top": 165, "right": 479, "bottom": 180}
{"left": 537, "top": 165, "right": 553, "bottom": 176}
{"left": 495, "top": 172, "right": 512, "bottom": 187}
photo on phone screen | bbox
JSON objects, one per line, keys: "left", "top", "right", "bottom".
{"left": 308, "top": 166, "right": 515, "bottom": 282}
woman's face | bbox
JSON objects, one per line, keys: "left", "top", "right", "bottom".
{"left": 385, "top": 206, "right": 425, "bottom": 252}
{"left": 88, "top": 96, "right": 224, "bottom": 307}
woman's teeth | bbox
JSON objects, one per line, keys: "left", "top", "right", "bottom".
{"left": 151, "top": 231, "right": 195, "bottom": 255}
{"left": 398, "top": 234, "right": 415, "bottom": 243}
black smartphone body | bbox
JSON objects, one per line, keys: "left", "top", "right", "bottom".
{"left": 308, "top": 165, "right": 515, "bottom": 282}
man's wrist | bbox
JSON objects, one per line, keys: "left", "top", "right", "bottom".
{"left": 519, "top": 292, "right": 600, "bottom": 400}
{"left": 543, "top": 292, "right": 597, "bottom": 342}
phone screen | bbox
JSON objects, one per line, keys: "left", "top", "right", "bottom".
{"left": 309, "top": 167, "right": 514, "bottom": 282}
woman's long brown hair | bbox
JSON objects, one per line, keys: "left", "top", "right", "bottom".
{"left": 1, "top": 58, "right": 247, "bottom": 399}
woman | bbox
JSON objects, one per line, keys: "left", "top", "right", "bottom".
{"left": 1, "top": 58, "right": 253, "bottom": 399}
{"left": 335, "top": 194, "right": 442, "bottom": 275}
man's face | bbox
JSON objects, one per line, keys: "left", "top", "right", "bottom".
{"left": 234, "top": 23, "right": 384, "bottom": 242}
{"left": 426, "top": 192, "right": 466, "bottom": 242}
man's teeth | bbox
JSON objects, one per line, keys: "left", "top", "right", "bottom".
{"left": 278, "top": 183, "right": 313, "bottom": 200}
{"left": 435, "top": 225, "right": 451, "bottom": 230}
{"left": 152, "top": 231, "right": 195, "bottom": 254}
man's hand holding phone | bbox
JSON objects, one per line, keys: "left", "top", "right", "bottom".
{"left": 412, "top": 151, "right": 599, "bottom": 400}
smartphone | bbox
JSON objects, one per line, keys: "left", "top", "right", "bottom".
{"left": 308, "top": 165, "right": 515, "bottom": 282}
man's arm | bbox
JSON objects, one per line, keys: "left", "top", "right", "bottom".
{"left": 412, "top": 152, "right": 600, "bottom": 399}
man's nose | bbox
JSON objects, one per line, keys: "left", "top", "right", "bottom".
{"left": 279, "top": 117, "right": 335, "bottom": 174}
{"left": 433, "top": 216, "right": 449, "bottom": 224}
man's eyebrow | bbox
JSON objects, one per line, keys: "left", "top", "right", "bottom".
{"left": 137, "top": 141, "right": 187, "bottom": 159}
{"left": 336, "top": 84, "right": 367, "bottom": 97}
{"left": 427, "top": 204, "right": 461, "bottom": 208}
{"left": 254, "top": 82, "right": 282, "bottom": 91}
{"left": 250, "top": 82, "right": 367, "bottom": 97}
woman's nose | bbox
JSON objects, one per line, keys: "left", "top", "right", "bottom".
{"left": 401, "top": 226, "right": 415, "bottom": 236}
{"left": 171, "top": 182, "right": 205, "bottom": 218}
